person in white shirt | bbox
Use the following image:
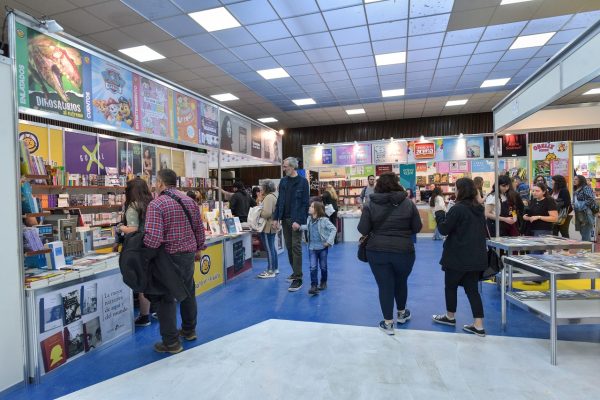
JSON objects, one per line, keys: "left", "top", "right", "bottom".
{"left": 431, "top": 186, "right": 446, "bottom": 240}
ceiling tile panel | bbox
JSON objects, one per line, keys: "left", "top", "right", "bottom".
{"left": 211, "top": 27, "right": 257, "bottom": 47}
{"left": 371, "top": 38, "right": 407, "bottom": 54}
{"left": 351, "top": 76, "right": 379, "bottom": 86}
{"left": 378, "top": 74, "right": 405, "bottom": 85}
{"left": 547, "top": 28, "right": 587, "bottom": 45}
{"left": 407, "top": 70, "right": 435, "bottom": 81}
{"left": 365, "top": 0, "right": 409, "bottom": 24}
{"left": 407, "top": 33, "right": 445, "bottom": 50}
{"left": 305, "top": 47, "right": 341, "bottom": 63}
{"left": 492, "top": 59, "right": 528, "bottom": 71}
{"left": 331, "top": 26, "right": 371, "bottom": 46}
{"left": 296, "top": 32, "right": 335, "bottom": 50}
{"left": 534, "top": 43, "right": 566, "bottom": 58}
{"left": 463, "top": 63, "right": 496, "bottom": 75}
{"left": 316, "top": 0, "right": 363, "bottom": 11}
{"left": 286, "top": 64, "right": 318, "bottom": 76}
{"left": 440, "top": 42, "right": 477, "bottom": 58}
{"left": 343, "top": 56, "right": 375, "bottom": 70}
{"left": 120, "top": 22, "right": 174, "bottom": 43}
{"left": 322, "top": 5, "right": 367, "bottom": 30}
{"left": 468, "top": 51, "right": 504, "bottom": 65}
{"left": 244, "top": 56, "right": 281, "bottom": 70}
{"left": 274, "top": 52, "right": 311, "bottom": 67}
{"left": 220, "top": 62, "right": 253, "bottom": 74}
{"left": 406, "top": 60, "right": 438, "bottom": 72}
{"left": 171, "top": 0, "right": 220, "bottom": 12}
{"left": 151, "top": 39, "right": 196, "bottom": 58}
{"left": 121, "top": 0, "right": 181, "bottom": 20}
{"left": 85, "top": 0, "right": 148, "bottom": 27}
{"left": 313, "top": 60, "right": 346, "bottom": 73}
{"left": 179, "top": 34, "right": 223, "bottom": 53}
{"left": 407, "top": 47, "right": 441, "bottom": 62}
{"left": 262, "top": 38, "right": 302, "bottom": 55}
{"left": 377, "top": 64, "right": 406, "bottom": 76}
{"left": 562, "top": 10, "right": 600, "bottom": 30}
{"left": 369, "top": 20, "right": 408, "bottom": 41}
{"left": 434, "top": 66, "right": 464, "bottom": 78}
{"left": 337, "top": 43, "right": 373, "bottom": 58}
{"left": 227, "top": 0, "right": 280, "bottom": 25}
{"left": 283, "top": 13, "right": 328, "bottom": 36}
{"left": 443, "top": 27, "right": 485, "bottom": 46}
{"left": 481, "top": 22, "right": 526, "bottom": 41}
{"left": 436, "top": 55, "right": 470, "bottom": 69}
{"left": 201, "top": 49, "right": 240, "bottom": 65}
{"left": 320, "top": 70, "right": 350, "bottom": 82}
{"left": 409, "top": 14, "right": 450, "bottom": 35}
{"left": 153, "top": 15, "right": 206, "bottom": 38}
{"left": 474, "top": 38, "right": 514, "bottom": 54}
{"left": 348, "top": 67, "right": 377, "bottom": 79}
{"left": 52, "top": 9, "right": 113, "bottom": 35}
{"left": 409, "top": 0, "right": 454, "bottom": 18}
{"left": 230, "top": 43, "right": 270, "bottom": 60}
{"left": 521, "top": 15, "right": 572, "bottom": 35}
{"left": 294, "top": 74, "right": 324, "bottom": 84}
{"left": 269, "top": 0, "right": 320, "bottom": 18}
{"left": 246, "top": 20, "right": 291, "bottom": 42}
{"left": 501, "top": 47, "right": 540, "bottom": 61}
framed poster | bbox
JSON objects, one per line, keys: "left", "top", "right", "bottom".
{"left": 91, "top": 58, "right": 135, "bottom": 130}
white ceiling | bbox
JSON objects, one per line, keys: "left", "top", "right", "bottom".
{"left": 3, "top": 0, "right": 600, "bottom": 129}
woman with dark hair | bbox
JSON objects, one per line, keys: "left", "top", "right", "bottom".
{"left": 357, "top": 172, "right": 422, "bottom": 335}
{"left": 534, "top": 175, "right": 547, "bottom": 186}
{"left": 432, "top": 178, "right": 488, "bottom": 337}
{"left": 505, "top": 181, "right": 525, "bottom": 236}
{"left": 430, "top": 186, "right": 445, "bottom": 240}
{"left": 473, "top": 176, "right": 485, "bottom": 204}
{"left": 321, "top": 189, "right": 338, "bottom": 229}
{"left": 573, "top": 175, "right": 597, "bottom": 241}
{"left": 523, "top": 182, "right": 558, "bottom": 240}
{"left": 118, "top": 178, "right": 154, "bottom": 327}
{"left": 484, "top": 175, "right": 516, "bottom": 236}
{"left": 220, "top": 115, "right": 233, "bottom": 151}
{"left": 551, "top": 175, "right": 572, "bottom": 238}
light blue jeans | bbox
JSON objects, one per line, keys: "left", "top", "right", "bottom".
{"left": 260, "top": 232, "right": 278, "bottom": 272}
{"left": 309, "top": 248, "right": 328, "bottom": 286}
{"left": 433, "top": 227, "right": 444, "bottom": 240}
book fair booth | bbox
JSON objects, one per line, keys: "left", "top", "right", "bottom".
{"left": 490, "top": 18, "right": 600, "bottom": 365}
{"left": 303, "top": 133, "right": 529, "bottom": 241}
{"left": 2, "top": 11, "right": 282, "bottom": 388}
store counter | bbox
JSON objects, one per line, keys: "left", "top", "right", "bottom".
{"left": 25, "top": 253, "right": 134, "bottom": 382}
{"left": 223, "top": 232, "right": 253, "bottom": 280}
{"left": 339, "top": 212, "right": 362, "bottom": 242}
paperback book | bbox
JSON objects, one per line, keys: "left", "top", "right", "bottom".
{"left": 62, "top": 288, "right": 82, "bottom": 325}
{"left": 82, "top": 283, "right": 98, "bottom": 314}
{"left": 83, "top": 317, "right": 102, "bottom": 351}
{"left": 40, "top": 331, "right": 66, "bottom": 373}
{"left": 39, "top": 294, "right": 63, "bottom": 333}
{"left": 63, "top": 321, "right": 85, "bottom": 359}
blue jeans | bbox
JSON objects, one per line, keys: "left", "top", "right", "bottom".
{"left": 579, "top": 223, "right": 594, "bottom": 242}
{"left": 309, "top": 248, "right": 328, "bottom": 286}
{"left": 531, "top": 230, "right": 553, "bottom": 254}
{"left": 260, "top": 232, "right": 278, "bottom": 272}
{"left": 367, "top": 250, "right": 416, "bottom": 321}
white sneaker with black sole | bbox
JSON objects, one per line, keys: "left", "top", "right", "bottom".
{"left": 288, "top": 279, "right": 303, "bottom": 292}
{"left": 397, "top": 309, "right": 411, "bottom": 324}
{"left": 378, "top": 320, "right": 394, "bottom": 335}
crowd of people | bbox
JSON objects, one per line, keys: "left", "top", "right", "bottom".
{"left": 118, "top": 158, "right": 598, "bottom": 353}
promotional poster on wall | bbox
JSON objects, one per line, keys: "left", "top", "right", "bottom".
{"left": 175, "top": 93, "right": 198, "bottom": 145}
{"left": 64, "top": 131, "right": 99, "bottom": 174}
{"left": 133, "top": 75, "right": 172, "bottom": 138}
{"left": 91, "top": 58, "right": 135, "bottom": 130}
{"left": 200, "top": 102, "right": 219, "bottom": 148}
{"left": 142, "top": 144, "right": 156, "bottom": 178}
{"left": 97, "top": 136, "right": 117, "bottom": 175}
{"left": 156, "top": 147, "right": 172, "bottom": 171}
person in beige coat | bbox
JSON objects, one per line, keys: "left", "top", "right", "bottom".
{"left": 257, "top": 180, "right": 279, "bottom": 278}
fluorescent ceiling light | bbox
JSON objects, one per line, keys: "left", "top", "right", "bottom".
{"left": 292, "top": 98, "right": 316, "bottom": 106}
{"left": 510, "top": 32, "right": 555, "bottom": 50}
{"left": 118, "top": 46, "right": 164, "bottom": 62}
{"left": 346, "top": 108, "right": 365, "bottom": 115}
{"left": 375, "top": 52, "right": 406, "bottom": 66}
{"left": 583, "top": 88, "right": 600, "bottom": 95}
{"left": 364, "top": 0, "right": 384, "bottom": 3}
{"left": 258, "top": 117, "right": 278, "bottom": 123}
{"left": 446, "top": 99, "right": 468, "bottom": 107}
{"left": 257, "top": 67, "right": 289, "bottom": 80}
{"left": 381, "top": 88, "right": 405, "bottom": 97}
{"left": 189, "top": 7, "right": 240, "bottom": 32}
{"left": 500, "top": 0, "right": 533, "bottom": 4}
{"left": 481, "top": 78, "right": 511, "bottom": 88}
{"left": 211, "top": 93, "right": 239, "bottom": 102}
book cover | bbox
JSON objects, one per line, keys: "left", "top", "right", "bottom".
{"left": 82, "top": 283, "right": 98, "bottom": 315}
{"left": 47, "top": 241, "right": 67, "bottom": 270}
{"left": 83, "top": 317, "right": 102, "bottom": 352}
{"left": 40, "top": 294, "right": 63, "bottom": 333}
{"left": 233, "top": 217, "right": 243, "bottom": 232}
{"left": 225, "top": 218, "right": 237, "bottom": 234}
{"left": 63, "top": 321, "right": 85, "bottom": 359}
{"left": 62, "top": 289, "right": 82, "bottom": 325}
{"left": 40, "top": 331, "right": 66, "bottom": 373}
{"left": 209, "top": 221, "right": 221, "bottom": 235}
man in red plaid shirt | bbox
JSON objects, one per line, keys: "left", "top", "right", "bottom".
{"left": 144, "top": 169, "right": 205, "bottom": 354}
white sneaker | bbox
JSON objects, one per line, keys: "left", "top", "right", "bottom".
{"left": 274, "top": 269, "right": 280, "bottom": 275}
{"left": 257, "top": 271, "right": 276, "bottom": 279}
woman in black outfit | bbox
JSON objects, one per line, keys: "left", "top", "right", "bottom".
{"left": 432, "top": 178, "right": 488, "bottom": 337}
{"left": 551, "top": 175, "right": 572, "bottom": 238}
{"left": 357, "top": 172, "right": 422, "bottom": 335}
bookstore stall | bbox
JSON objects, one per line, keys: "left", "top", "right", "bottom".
{"left": 4, "top": 11, "right": 281, "bottom": 388}
{"left": 303, "top": 134, "right": 528, "bottom": 241}
{"left": 491, "top": 18, "right": 600, "bottom": 365}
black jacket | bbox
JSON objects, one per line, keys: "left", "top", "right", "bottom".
{"left": 358, "top": 191, "right": 422, "bottom": 253}
{"left": 230, "top": 191, "right": 255, "bottom": 219}
{"left": 435, "top": 201, "right": 487, "bottom": 271}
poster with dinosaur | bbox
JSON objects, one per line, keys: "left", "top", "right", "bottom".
{"left": 15, "top": 23, "right": 92, "bottom": 120}
{"left": 91, "top": 58, "right": 135, "bottom": 130}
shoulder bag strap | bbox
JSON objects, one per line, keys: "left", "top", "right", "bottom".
{"left": 163, "top": 191, "right": 195, "bottom": 232}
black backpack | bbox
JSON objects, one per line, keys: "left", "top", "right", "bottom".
{"left": 119, "top": 231, "right": 154, "bottom": 292}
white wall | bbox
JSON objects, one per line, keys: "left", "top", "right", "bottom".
{"left": 0, "top": 56, "right": 26, "bottom": 391}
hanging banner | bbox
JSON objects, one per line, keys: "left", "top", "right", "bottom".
{"left": 133, "top": 75, "right": 172, "bottom": 138}
{"left": 251, "top": 125, "right": 263, "bottom": 158}
{"left": 444, "top": 138, "right": 467, "bottom": 160}
{"left": 118, "top": 140, "right": 129, "bottom": 175}
{"left": 433, "top": 139, "right": 444, "bottom": 161}
{"left": 347, "top": 165, "right": 375, "bottom": 178}
{"left": 171, "top": 149, "right": 186, "bottom": 177}
{"left": 372, "top": 141, "right": 408, "bottom": 164}
{"left": 262, "top": 129, "right": 281, "bottom": 163}
{"left": 129, "top": 142, "right": 142, "bottom": 175}
{"left": 64, "top": 131, "right": 99, "bottom": 174}
{"left": 199, "top": 102, "right": 219, "bottom": 148}
{"left": 185, "top": 152, "right": 209, "bottom": 178}
{"left": 91, "top": 58, "right": 135, "bottom": 130}
{"left": 335, "top": 144, "right": 372, "bottom": 165}
{"left": 156, "top": 147, "right": 172, "bottom": 171}
{"left": 471, "top": 159, "right": 494, "bottom": 173}
{"left": 414, "top": 141, "right": 436, "bottom": 159}
{"left": 15, "top": 23, "right": 92, "bottom": 121}
{"left": 220, "top": 111, "right": 251, "bottom": 153}
{"left": 530, "top": 141, "right": 571, "bottom": 188}
{"left": 318, "top": 167, "right": 347, "bottom": 180}
{"left": 142, "top": 144, "right": 156, "bottom": 178}
{"left": 376, "top": 165, "right": 393, "bottom": 176}
{"left": 465, "top": 137, "right": 483, "bottom": 159}
{"left": 502, "top": 134, "right": 527, "bottom": 157}
{"left": 399, "top": 164, "right": 416, "bottom": 191}
{"left": 98, "top": 136, "right": 117, "bottom": 175}
{"left": 175, "top": 93, "right": 198, "bottom": 145}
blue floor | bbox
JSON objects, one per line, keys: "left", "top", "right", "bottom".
{"left": 3, "top": 241, "right": 600, "bottom": 400}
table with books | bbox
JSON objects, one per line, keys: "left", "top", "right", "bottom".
{"left": 502, "top": 253, "right": 600, "bottom": 365}
{"left": 24, "top": 252, "right": 134, "bottom": 382}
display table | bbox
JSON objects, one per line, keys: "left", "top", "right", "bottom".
{"left": 502, "top": 253, "right": 600, "bottom": 365}
{"left": 487, "top": 236, "right": 593, "bottom": 329}
{"left": 194, "top": 236, "right": 225, "bottom": 296}
{"left": 223, "top": 232, "right": 253, "bottom": 280}
{"left": 25, "top": 253, "right": 134, "bottom": 382}
{"left": 339, "top": 212, "right": 361, "bottom": 242}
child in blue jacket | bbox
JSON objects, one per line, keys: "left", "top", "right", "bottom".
{"left": 301, "top": 201, "right": 337, "bottom": 295}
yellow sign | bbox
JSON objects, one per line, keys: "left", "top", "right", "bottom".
{"left": 19, "top": 122, "right": 64, "bottom": 166}
{"left": 194, "top": 241, "right": 224, "bottom": 296}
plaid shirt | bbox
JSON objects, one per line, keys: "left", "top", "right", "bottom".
{"left": 143, "top": 188, "right": 205, "bottom": 254}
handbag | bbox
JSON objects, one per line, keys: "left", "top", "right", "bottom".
{"left": 555, "top": 207, "right": 568, "bottom": 226}
{"left": 480, "top": 224, "right": 503, "bottom": 281}
{"left": 357, "top": 204, "right": 396, "bottom": 262}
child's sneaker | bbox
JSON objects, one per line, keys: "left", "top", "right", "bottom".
{"left": 463, "top": 325, "right": 486, "bottom": 337}
{"left": 432, "top": 314, "right": 456, "bottom": 326}
{"left": 257, "top": 270, "right": 276, "bottom": 279}
{"left": 135, "top": 314, "right": 151, "bottom": 327}
{"left": 308, "top": 285, "right": 319, "bottom": 295}
{"left": 378, "top": 320, "right": 394, "bottom": 335}
{"left": 397, "top": 309, "right": 411, "bottom": 324}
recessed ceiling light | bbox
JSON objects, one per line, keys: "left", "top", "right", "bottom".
{"left": 381, "top": 88, "right": 405, "bottom": 97}
{"left": 292, "top": 98, "right": 316, "bottom": 106}
{"left": 346, "top": 108, "right": 365, "bottom": 115}
{"left": 364, "top": 0, "right": 384, "bottom": 3}
{"left": 257, "top": 68, "right": 289, "bottom": 80}
{"left": 375, "top": 52, "right": 406, "bottom": 66}
{"left": 189, "top": 7, "right": 240, "bottom": 32}
{"left": 118, "top": 46, "right": 164, "bottom": 62}
{"left": 500, "top": 0, "right": 533, "bottom": 4}
{"left": 481, "top": 78, "right": 511, "bottom": 88}
{"left": 510, "top": 32, "right": 555, "bottom": 50}
{"left": 211, "top": 93, "right": 239, "bottom": 102}
{"left": 583, "top": 88, "right": 600, "bottom": 95}
{"left": 446, "top": 99, "right": 468, "bottom": 107}
{"left": 258, "top": 117, "right": 278, "bottom": 123}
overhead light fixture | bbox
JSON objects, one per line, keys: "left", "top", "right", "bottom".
{"left": 375, "top": 52, "right": 406, "bottom": 66}
{"left": 292, "top": 98, "right": 316, "bottom": 106}
{"left": 446, "top": 99, "right": 468, "bottom": 107}
{"left": 211, "top": 93, "right": 239, "bottom": 102}
{"left": 346, "top": 108, "right": 365, "bottom": 115}
{"left": 258, "top": 117, "right": 278, "bottom": 123}
{"left": 119, "top": 45, "right": 165, "bottom": 62}
{"left": 459, "top": 133, "right": 464, "bottom": 138}
{"left": 364, "top": 0, "right": 384, "bottom": 3}
{"left": 382, "top": 88, "right": 405, "bottom": 97}
{"left": 481, "top": 78, "right": 511, "bottom": 88}
{"left": 420, "top": 135, "right": 425, "bottom": 141}
{"left": 189, "top": 7, "right": 240, "bottom": 32}
{"left": 510, "top": 32, "right": 555, "bottom": 50}
{"left": 36, "top": 17, "right": 64, "bottom": 33}
{"left": 582, "top": 88, "right": 600, "bottom": 95}
{"left": 278, "top": 129, "right": 285, "bottom": 135}
{"left": 257, "top": 68, "right": 289, "bottom": 80}
{"left": 500, "top": 0, "right": 533, "bottom": 4}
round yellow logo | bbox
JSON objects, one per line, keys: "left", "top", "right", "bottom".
{"left": 16, "top": 29, "right": 24, "bottom": 39}
{"left": 19, "top": 131, "right": 39, "bottom": 153}
{"left": 200, "top": 255, "right": 211, "bottom": 275}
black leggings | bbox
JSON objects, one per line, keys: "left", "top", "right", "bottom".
{"left": 444, "top": 270, "right": 484, "bottom": 318}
